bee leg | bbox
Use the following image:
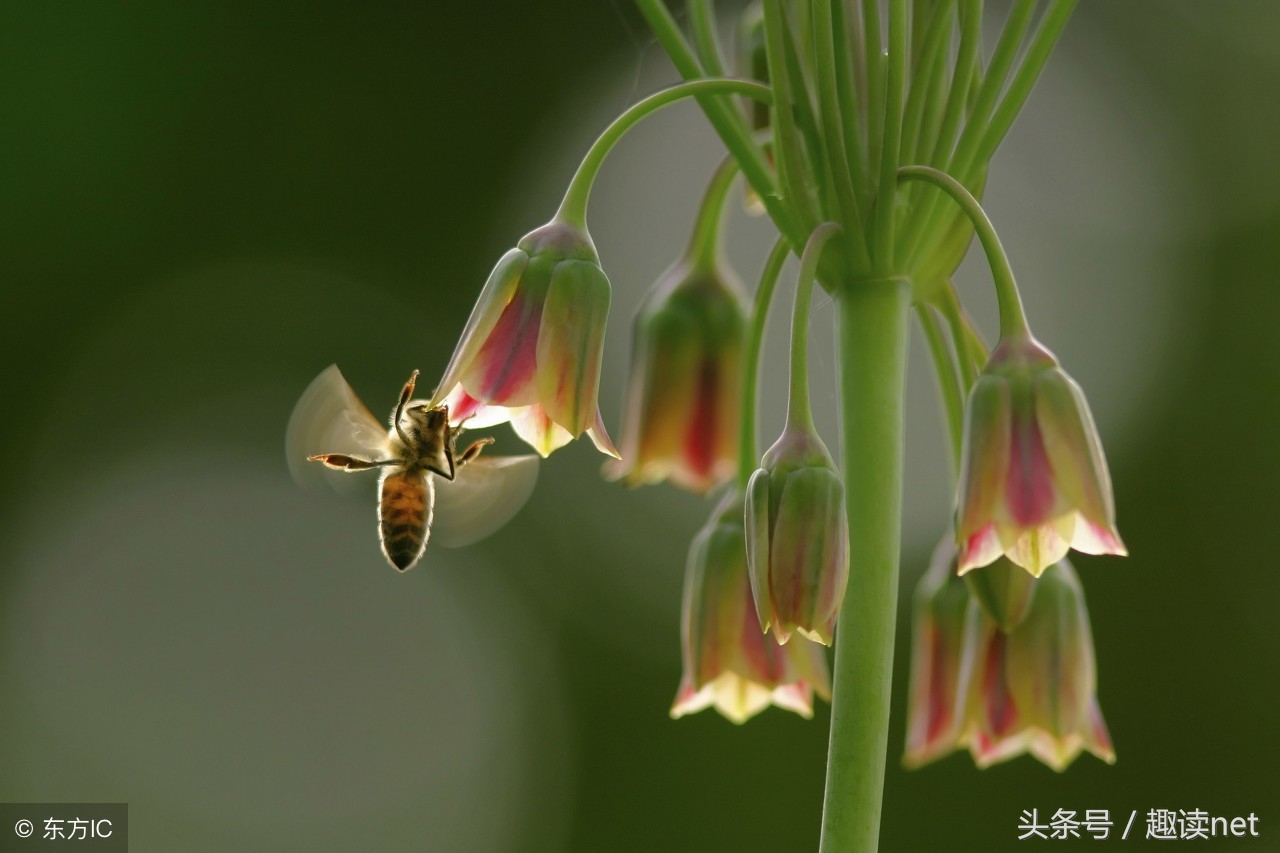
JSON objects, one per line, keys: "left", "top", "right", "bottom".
{"left": 392, "top": 369, "right": 420, "bottom": 446}
{"left": 307, "top": 453, "right": 394, "bottom": 472}
{"left": 455, "top": 437, "right": 495, "bottom": 468}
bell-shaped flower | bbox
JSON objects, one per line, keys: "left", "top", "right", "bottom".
{"left": 903, "top": 539, "right": 972, "bottom": 768}
{"left": 605, "top": 255, "right": 746, "bottom": 493}
{"left": 745, "top": 425, "right": 850, "bottom": 646}
{"left": 956, "top": 559, "right": 1115, "bottom": 771}
{"left": 671, "top": 490, "right": 831, "bottom": 723}
{"left": 430, "top": 219, "right": 617, "bottom": 458}
{"left": 955, "top": 335, "right": 1126, "bottom": 577}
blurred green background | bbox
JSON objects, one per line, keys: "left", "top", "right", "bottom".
{"left": 1, "top": 2, "right": 1276, "bottom": 850}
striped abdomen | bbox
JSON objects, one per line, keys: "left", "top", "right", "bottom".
{"left": 378, "top": 469, "right": 434, "bottom": 571}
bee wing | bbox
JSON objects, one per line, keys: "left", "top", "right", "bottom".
{"left": 285, "top": 364, "right": 391, "bottom": 494}
{"left": 431, "top": 454, "right": 540, "bottom": 548}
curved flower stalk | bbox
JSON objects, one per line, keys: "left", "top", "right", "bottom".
{"left": 431, "top": 220, "right": 617, "bottom": 459}
{"left": 744, "top": 224, "right": 849, "bottom": 646}
{"left": 956, "top": 559, "right": 1115, "bottom": 771}
{"left": 955, "top": 335, "right": 1126, "bottom": 576}
{"left": 673, "top": 490, "right": 832, "bottom": 723}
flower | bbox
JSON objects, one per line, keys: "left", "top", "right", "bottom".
{"left": 957, "top": 559, "right": 1115, "bottom": 771}
{"left": 671, "top": 490, "right": 831, "bottom": 723}
{"left": 903, "top": 539, "right": 972, "bottom": 768}
{"left": 605, "top": 256, "right": 746, "bottom": 493}
{"left": 430, "top": 219, "right": 617, "bottom": 458}
{"left": 955, "top": 334, "right": 1126, "bottom": 576}
{"left": 745, "top": 424, "right": 849, "bottom": 645}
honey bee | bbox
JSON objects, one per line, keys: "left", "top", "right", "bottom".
{"left": 286, "top": 365, "right": 539, "bottom": 571}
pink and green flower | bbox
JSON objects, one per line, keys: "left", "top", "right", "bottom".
{"left": 672, "top": 491, "right": 831, "bottom": 723}
{"left": 431, "top": 220, "right": 617, "bottom": 458}
{"left": 956, "top": 336, "right": 1126, "bottom": 576}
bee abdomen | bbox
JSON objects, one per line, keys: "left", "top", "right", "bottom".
{"left": 378, "top": 470, "right": 433, "bottom": 571}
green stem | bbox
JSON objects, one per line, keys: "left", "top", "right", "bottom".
{"left": 762, "top": 0, "right": 819, "bottom": 229}
{"left": 786, "top": 223, "right": 842, "bottom": 431}
{"left": 821, "top": 276, "right": 912, "bottom": 853}
{"left": 688, "top": 0, "right": 726, "bottom": 76}
{"left": 897, "top": 165, "right": 1028, "bottom": 338}
{"left": 916, "top": 305, "right": 964, "bottom": 472}
{"left": 828, "top": 0, "right": 871, "bottom": 208}
{"left": 737, "top": 236, "right": 792, "bottom": 486}
{"left": 934, "top": 279, "right": 985, "bottom": 388}
{"left": 899, "top": 0, "right": 955, "bottom": 169}
{"left": 863, "top": 0, "right": 884, "bottom": 177}
{"left": 634, "top": 0, "right": 802, "bottom": 242}
{"left": 686, "top": 153, "right": 742, "bottom": 271}
{"left": 975, "top": 0, "right": 1078, "bottom": 165}
{"left": 555, "top": 78, "right": 772, "bottom": 228}
{"left": 901, "top": 0, "right": 1033, "bottom": 265}
{"left": 873, "top": 0, "right": 908, "bottom": 271}
{"left": 945, "top": 0, "right": 1036, "bottom": 184}
{"left": 813, "top": 0, "right": 871, "bottom": 271}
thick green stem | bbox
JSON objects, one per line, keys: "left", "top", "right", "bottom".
{"left": 737, "top": 237, "right": 792, "bottom": 485}
{"left": 786, "top": 223, "right": 842, "bottom": 432}
{"left": 555, "top": 78, "right": 772, "bottom": 228}
{"left": 821, "top": 277, "right": 912, "bottom": 853}
{"left": 897, "top": 165, "right": 1029, "bottom": 338}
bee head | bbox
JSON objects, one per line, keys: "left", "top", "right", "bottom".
{"left": 407, "top": 403, "right": 451, "bottom": 435}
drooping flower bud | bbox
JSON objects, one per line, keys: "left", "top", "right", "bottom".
{"left": 957, "top": 559, "right": 1115, "bottom": 771}
{"left": 955, "top": 335, "right": 1126, "bottom": 576}
{"left": 605, "top": 256, "right": 746, "bottom": 494}
{"left": 903, "top": 538, "right": 972, "bottom": 768}
{"left": 671, "top": 490, "right": 831, "bottom": 723}
{"left": 745, "top": 425, "right": 850, "bottom": 645}
{"left": 431, "top": 220, "right": 617, "bottom": 458}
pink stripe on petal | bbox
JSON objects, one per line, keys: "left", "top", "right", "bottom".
{"left": 957, "top": 524, "right": 1003, "bottom": 574}
{"left": 466, "top": 295, "right": 543, "bottom": 405}
{"left": 1005, "top": 409, "right": 1057, "bottom": 526}
{"left": 1070, "top": 516, "right": 1128, "bottom": 557}
{"left": 681, "top": 357, "right": 720, "bottom": 480}
{"left": 440, "top": 386, "right": 513, "bottom": 429}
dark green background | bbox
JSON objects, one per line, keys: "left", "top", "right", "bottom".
{"left": 1, "top": 2, "right": 1276, "bottom": 851}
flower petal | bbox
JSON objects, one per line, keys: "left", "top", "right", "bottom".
{"left": 508, "top": 404, "right": 573, "bottom": 458}
{"left": 536, "top": 258, "right": 610, "bottom": 437}
{"left": 431, "top": 249, "right": 527, "bottom": 406}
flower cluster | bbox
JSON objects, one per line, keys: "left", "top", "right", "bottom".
{"left": 296, "top": 2, "right": 1127, "bottom": 818}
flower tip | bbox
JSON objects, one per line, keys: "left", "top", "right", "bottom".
{"left": 795, "top": 625, "right": 833, "bottom": 647}
{"left": 588, "top": 412, "right": 621, "bottom": 459}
